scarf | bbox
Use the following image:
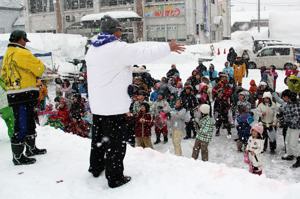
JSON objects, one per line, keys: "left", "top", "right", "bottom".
{"left": 92, "top": 32, "right": 118, "bottom": 47}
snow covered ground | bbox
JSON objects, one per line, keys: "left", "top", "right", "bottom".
{"left": 0, "top": 31, "right": 299, "bottom": 198}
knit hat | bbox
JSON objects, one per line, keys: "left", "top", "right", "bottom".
{"left": 100, "top": 15, "right": 123, "bottom": 34}
{"left": 262, "top": 92, "right": 272, "bottom": 99}
{"left": 251, "top": 123, "right": 264, "bottom": 135}
{"left": 199, "top": 104, "right": 210, "bottom": 115}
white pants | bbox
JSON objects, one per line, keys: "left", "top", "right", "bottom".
{"left": 172, "top": 129, "right": 183, "bottom": 156}
{"left": 286, "top": 128, "right": 300, "bottom": 157}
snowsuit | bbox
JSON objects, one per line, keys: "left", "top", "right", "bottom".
{"left": 152, "top": 99, "right": 171, "bottom": 142}
{"left": 192, "top": 115, "right": 214, "bottom": 161}
{"left": 169, "top": 107, "right": 188, "bottom": 156}
{"left": 233, "top": 61, "right": 246, "bottom": 86}
{"left": 212, "top": 80, "right": 233, "bottom": 135}
{"left": 38, "top": 83, "right": 48, "bottom": 111}
{"left": 249, "top": 80, "right": 257, "bottom": 109}
{"left": 236, "top": 112, "right": 254, "bottom": 151}
{"left": 257, "top": 101, "right": 277, "bottom": 152}
{"left": 287, "top": 75, "right": 300, "bottom": 94}
{"left": 246, "top": 136, "right": 264, "bottom": 175}
{"left": 134, "top": 111, "right": 153, "bottom": 148}
{"left": 0, "top": 77, "right": 14, "bottom": 137}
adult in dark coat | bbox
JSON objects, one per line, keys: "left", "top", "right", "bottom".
{"left": 166, "top": 64, "right": 180, "bottom": 79}
{"left": 227, "top": 47, "right": 237, "bottom": 66}
{"left": 180, "top": 85, "right": 199, "bottom": 139}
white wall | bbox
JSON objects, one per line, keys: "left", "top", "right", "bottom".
{"left": 0, "top": 9, "right": 21, "bottom": 33}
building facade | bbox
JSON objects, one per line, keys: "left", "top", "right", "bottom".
{"left": 24, "top": 0, "right": 231, "bottom": 44}
{"left": 0, "top": 1, "right": 24, "bottom": 33}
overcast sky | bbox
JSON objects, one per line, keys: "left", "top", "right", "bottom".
{"left": 231, "top": 0, "right": 300, "bottom": 12}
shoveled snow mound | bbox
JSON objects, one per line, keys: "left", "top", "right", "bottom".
{"left": 0, "top": 122, "right": 299, "bottom": 199}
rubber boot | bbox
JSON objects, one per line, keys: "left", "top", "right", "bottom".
{"left": 11, "top": 143, "right": 36, "bottom": 165}
{"left": 292, "top": 157, "right": 300, "bottom": 168}
{"left": 25, "top": 136, "right": 47, "bottom": 157}
{"left": 154, "top": 133, "right": 161, "bottom": 145}
{"left": 163, "top": 135, "right": 168, "bottom": 144}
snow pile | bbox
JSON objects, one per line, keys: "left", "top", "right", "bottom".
{"left": 0, "top": 33, "right": 87, "bottom": 74}
{"left": 0, "top": 122, "right": 299, "bottom": 199}
{"left": 269, "top": 12, "right": 300, "bottom": 46}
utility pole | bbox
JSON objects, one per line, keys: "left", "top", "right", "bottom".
{"left": 54, "top": 0, "right": 63, "bottom": 33}
{"left": 258, "top": 0, "right": 260, "bottom": 33}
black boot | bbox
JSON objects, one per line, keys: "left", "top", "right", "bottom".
{"left": 215, "top": 129, "right": 220, "bottom": 136}
{"left": 11, "top": 143, "right": 36, "bottom": 165}
{"left": 154, "top": 134, "right": 161, "bottom": 145}
{"left": 292, "top": 157, "right": 300, "bottom": 168}
{"left": 25, "top": 136, "right": 47, "bottom": 157}
{"left": 163, "top": 135, "right": 168, "bottom": 144}
{"left": 108, "top": 176, "right": 131, "bottom": 188}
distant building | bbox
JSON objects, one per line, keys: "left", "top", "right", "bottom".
{"left": 0, "top": 0, "right": 24, "bottom": 33}
{"left": 24, "top": 0, "right": 231, "bottom": 44}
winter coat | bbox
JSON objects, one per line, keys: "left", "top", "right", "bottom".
{"left": 169, "top": 107, "right": 188, "bottom": 132}
{"left": 132, "top": 101, "right": 148, "bottom": 115}
{"left": 249, "top": 80, "right": 257, "bottom": 95}
{"left": 236, "top": 112, "right": 254, "bottom": 143}
{"left": 223, "top": 67, "right": 234, "bottom": 79}
{"left": 86, "top": 38, "right": 170, "bottom": 115}
{"left": 267, "top": 70, "right": 278, "bottom": 91}
{"left": 212, "top": 81, "right": 232, "bottom": 101}
{"left": 134, "top": 112, "right": 153, "bottom": 137}
{"left": 257, "top": 101, "right": 277, "bottom": 127}
{"left": 166, "top": 68, "right": 179, "bottom": 78}
{"left": 246, "top": 137, "right": 264, "bottom": 168}
{"left": 150, "top": 90, "right": 159, "bottom": 102}
{"left": 151, "top": 99, "right": 171, "bottom": 116}
{"left": 285, "top": 69, "right": 298, "bottom": 77}
{"left": 196, "top": 64, "right": 208, "bottom": 76}
{"left": 287, "top": 75, "right": 300, "bottom": 93}
{"left": 227, "top": 48, "right": 237, "bottom": 64}
{"left": 203, "top": 70, "right": 218, "bottom": 87}
{"left": 233, "top": 62, "right": 246, "bottom": 83}
{"left": 195, "top": 115, "right": 214, "bottom": 143}
{"left": 180, "top": 92, "right": 199, "bottom": 111}
{"left": 283, "top": 101, "right": 300, "bottom": 129}
{"left": 237, "top": 99, "right": 252, "bottom": 113}
{"left": 1, "top": 43, "right": 45, "bottom": 90}
{"left": 70, "top": 101, "right": 85, "bottom": 120}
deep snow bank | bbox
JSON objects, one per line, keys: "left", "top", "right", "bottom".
{"left": 0, "top": 120, "right": 299, "bottom": 199}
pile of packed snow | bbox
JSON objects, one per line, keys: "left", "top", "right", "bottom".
{"left": 0, "top": 33, "right": 87, "bottom": 74}
{"left": 0, "top": 123, "right": 299, "bottom": 199}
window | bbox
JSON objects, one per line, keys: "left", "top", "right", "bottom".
{"left": 64, "top": 0, "right": 93, "bottom": 10}
{"left": 29, "top": 0, "right": 54, "bottom": 13}
{"left": 274, "top": 48, "right": 290, "bottom": 56}
{"left": 260, "top": 48, "right": 275, "bottom": 57}
{"left": 100, "top": 0, "right": 134, "bottom": 6}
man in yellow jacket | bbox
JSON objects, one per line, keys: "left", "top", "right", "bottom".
{"left": 233, "top": 57, "right": 246, "bottom": 86}
{"left": 1, "top": 30, "right": 47, "bottom": 165}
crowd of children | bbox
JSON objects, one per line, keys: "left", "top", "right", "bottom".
{"left": 26, "top": 48, "right": 300, "bottom": 176}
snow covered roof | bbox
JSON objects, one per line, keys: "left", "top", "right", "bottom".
{"left": 81, "top": 11, "right": 141, "bottom": 22}
{"left": 0, "top": 0, "right": 23, "bottom": 9}
{"left": 13, "top": 16, "right": 25, "bottom": 26}
{"left": 231, "top": 11, "right": 269, "bottom": 26}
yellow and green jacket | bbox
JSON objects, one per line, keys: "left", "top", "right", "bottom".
{"left": 1, "top": 43, "right": 45, "bottom": 90}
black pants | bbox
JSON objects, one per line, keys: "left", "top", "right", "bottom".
{"left": 215, "top": 113, "right": 231, "bottom": 134}
{"left": 11, "top": 102, "right": 37, "bottom": 144}
{"left": 185, "top": 120, "right": 196, "bottom": 138}
{"left": 263, "top": 126, "right": 277, "bottom": 152}
{"left": 89, "top": 114, "right": 127, "bottom": 183}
